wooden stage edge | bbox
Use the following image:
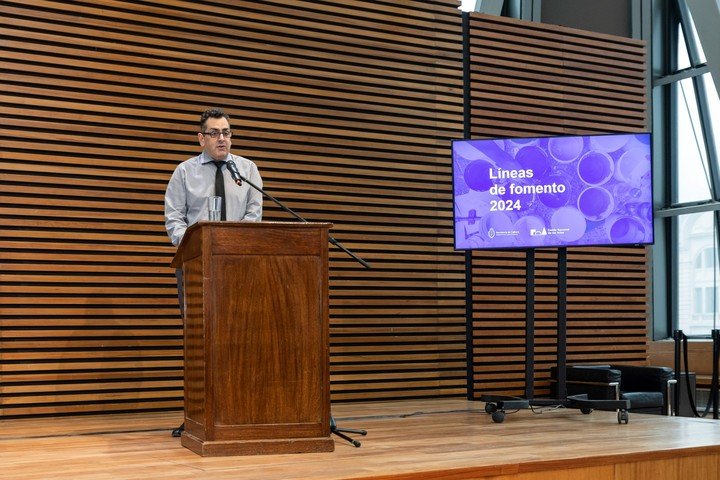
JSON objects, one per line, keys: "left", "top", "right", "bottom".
{"left": 1, "top": 399, "right": 719, "bottom": 480}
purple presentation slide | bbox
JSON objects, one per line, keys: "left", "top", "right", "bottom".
{"left": 452, "top": 133, "right": 653, "bottom": 250}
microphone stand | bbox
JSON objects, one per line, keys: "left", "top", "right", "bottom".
{"left": 229, "top": 164, "right": 370, "bottom": 446}
{"left": 229, "top": 169, "right": 370, "bottom": 269}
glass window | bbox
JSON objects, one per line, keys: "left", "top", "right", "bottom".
{"left": 693, "top": 287, "right": 703, "bottom": 314}
{"left": 701, "top": 72, "right": 720, "bottom": 161}
{"left": 676, "top": 23, "right": 691, "bottom": 70}
{"left": 695, "top": 247, "right": 714, "bottom": 268}
{"left": 676, "top": 213, "right": 718, "bottom": 333}
{"left": 705, "top": 286, "right": 716, "bottom": 313}
{"left": 664, "top": 1, "right": 720, "bottom": 338}
{"left": 678, "top": 8, "right": 706, "bottom": 65}
{"left": 673, "top": 77, "right": 712, "bottom": 204}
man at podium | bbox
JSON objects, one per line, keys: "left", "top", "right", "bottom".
{"left": 164, "top": 107, "right": 263, "bottom": 246}
{"left": 163, "top": 108, "right": 264, "bottom": 437}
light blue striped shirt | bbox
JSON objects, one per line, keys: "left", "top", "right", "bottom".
{"left": 164, "top": 151, "right": 263, "bottom": 246}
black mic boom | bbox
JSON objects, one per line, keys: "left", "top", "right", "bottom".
{"left": 226, "top": 161, "right": 370, "bottom": 269}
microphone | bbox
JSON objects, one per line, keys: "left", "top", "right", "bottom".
{"left": 226, "top": 160, "right": 243, "bottom": 185}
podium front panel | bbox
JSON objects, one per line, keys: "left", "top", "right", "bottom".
{"left": 211, "top": 254, "right": 326, "bottom": 439}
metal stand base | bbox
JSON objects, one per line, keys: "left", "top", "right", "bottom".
{"left": 480, "top": 394, "right": 630, "bottom": 424}
{"left": 330, "top": 416, "right": 367, "bottom": 448}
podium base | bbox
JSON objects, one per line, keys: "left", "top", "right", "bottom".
{"left": 181, "top": 432, "right": 335, "bottom": 456}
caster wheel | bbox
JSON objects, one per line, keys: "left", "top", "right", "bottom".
{"left": 485, "top": 403, "right": 498, "bottom": 414}
{"left": 491, "top": 410, "right": 505, "bottom": 423}
{"left": 617, "top": 410, "right": 629, "bottom": 424}
{"left": 580, "top": 407, "right": 593, "bottom": 415}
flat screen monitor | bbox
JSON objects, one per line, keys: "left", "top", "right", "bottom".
{"left": 452, "top": 132, "right": 653, "bottom": 250}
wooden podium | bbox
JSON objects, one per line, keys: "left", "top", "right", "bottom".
{"left": 171, "top": 221, "right": 334, "bottom": 456}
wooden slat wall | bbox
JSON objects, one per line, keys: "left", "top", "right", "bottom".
{"left": 0, "top": 0, "right": 465, "bottom": 417}
{"left": 467, "top": 14, "right": 650, "bottom": 398}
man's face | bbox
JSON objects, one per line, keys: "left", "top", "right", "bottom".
{"left": 199, "top": 116, "right": 232, "bottom": 161}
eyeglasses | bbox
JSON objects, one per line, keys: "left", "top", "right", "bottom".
{"left": 201, "top": 129, "right": 232, "bottom": 139}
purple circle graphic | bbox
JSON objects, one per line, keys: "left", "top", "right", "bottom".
{"left": 464, "top": 160, "right": 494, "bottom": 192}
{"left": 625, "top": 201, "right": 653, "bottom": 223}
{"left": 548, "top": 137, "right": 584, "bottom": 164}
{"left": 606, "top": 216, "right": 646, "bottom": 244}
{"left": 577, "top": 151, "right": 614, "bottom": 185}
{"left": 481, "top": 212, "right": 514, "bottom": 238}
{"left": 635, "top": 133, "right": 651, "bottom": 145}
{"left": 590, "top": 135, "right": 629, "bottom": 153}
{"left": 509, "top": 138, "right": 537, "bottom": 147}
{"left": 577, "top": 187, "right": 615, "bottom": 221}
{"left": 550, "top": 207, "right": 587, "bottom": 242}
{"left": 500, "top": 180, "right": 535, "bottom": 207}
{"left": 538, "top": 174, "right": 571, "bottom": 208}
{"left": 616, "top": 148, "right": 651, "bottom": 186}
{"left": 638, "top": 202, "right": 652, "bottom": 223}
{"left": 515, "top": 146, "right": 550, "bottom": 179}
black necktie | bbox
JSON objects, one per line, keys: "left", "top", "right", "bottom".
{"left": 213, "top": 161, "right": 226, "bottom": 221}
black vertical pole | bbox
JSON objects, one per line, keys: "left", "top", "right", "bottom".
{"left": 464, "top": 246, "right": 476, "bottom": 400}
{"left": 462, "top": 11, "right": 471, "bottom": 135}
{"left": 673, "top": 329, "right": 682, "bottom": 416}
{"left": 712, "top": 329, "right": 719, "bottom": 419}
{"left": 525, "top": 249, "right": 535, "bottom": 400}
{"left": 464, "top": 250, "right": 474, "bottom": 400}
{"left": 461, "top": 11, "right": 474, "bottom": 400}
{"left": 556, "top": 247, "right": 567, "bottom": 400}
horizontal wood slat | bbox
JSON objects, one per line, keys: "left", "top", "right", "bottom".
{"left": 467, "top": 14, "right": 650, "bottom": 399}
{"left": 0, "top": 0, "right": 465, "bottom": 417}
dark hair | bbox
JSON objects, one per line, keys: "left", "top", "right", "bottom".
{"left": 200, "top": 108, "right": 230, "bottom": 132}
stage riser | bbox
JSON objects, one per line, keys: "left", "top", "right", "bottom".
{"left": 1, "top": 400, "right": 718, "bottom": 480}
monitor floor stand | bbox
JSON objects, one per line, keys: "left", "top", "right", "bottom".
{"left": 480, "top": 248, "right": 630, "bottom": 424}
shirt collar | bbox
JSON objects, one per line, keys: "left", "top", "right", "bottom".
{"left": 200, "top": 151, "right": 230, "bottom": 165}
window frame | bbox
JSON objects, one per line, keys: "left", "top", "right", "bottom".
{"left": 651, "top": 0, "right": 720, "bottom": 339}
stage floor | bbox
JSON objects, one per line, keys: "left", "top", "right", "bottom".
{"left": 1, "top": 399, "right": 719, "bottom": 479}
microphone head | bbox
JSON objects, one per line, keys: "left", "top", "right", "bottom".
{"left": 227, "top": 160, "right": 243, "bottom": 184}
